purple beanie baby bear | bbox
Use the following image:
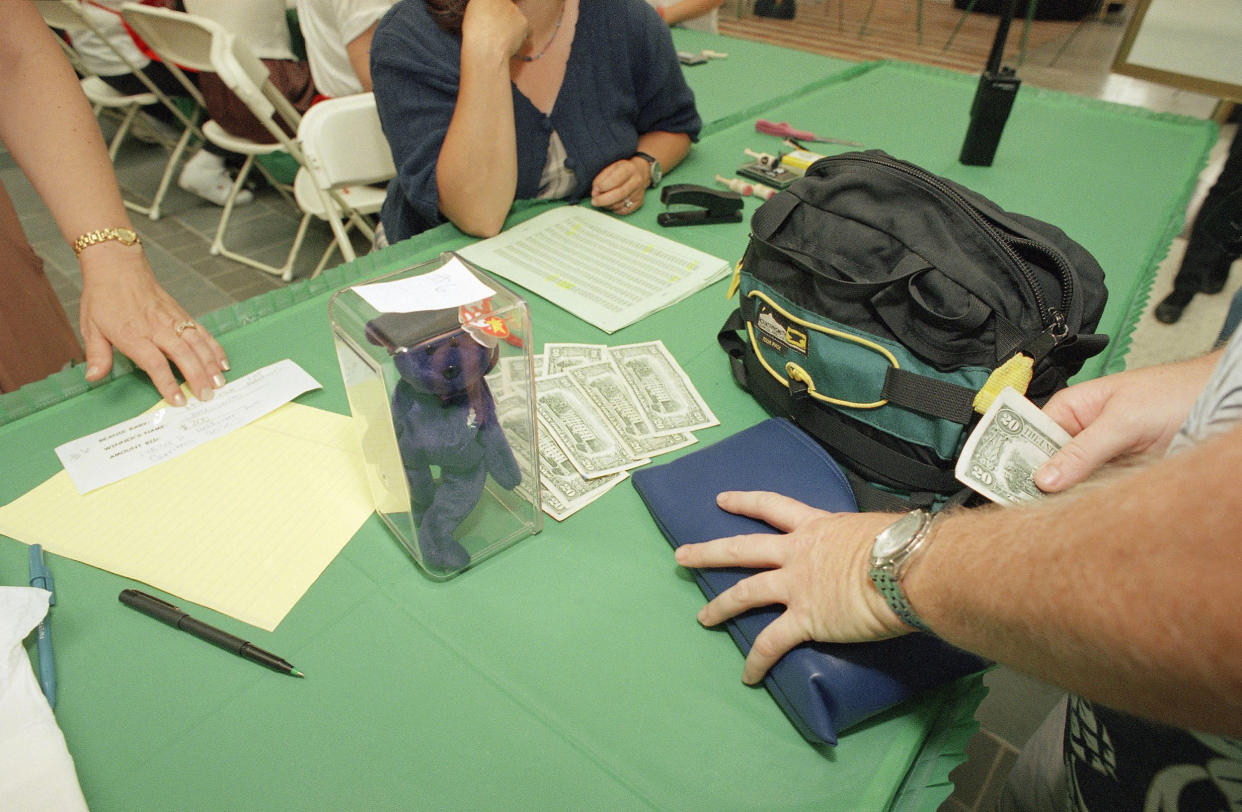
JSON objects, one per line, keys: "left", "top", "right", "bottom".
{"left": 367, "top": 310, "right": 521, "bottom": 574}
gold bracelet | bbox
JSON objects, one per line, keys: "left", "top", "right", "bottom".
{"left": 72, "top": 227, "right": 141, "bottom": 256}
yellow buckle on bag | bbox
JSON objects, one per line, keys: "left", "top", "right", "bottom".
{"left": 726, "top": 259, "right": 744, "bottom": 300}
{"left": 973, "top": 352, "right": 1034, "bottom": 414}
{"left": 786, "top": 362, "right": 815, "bottom": 392}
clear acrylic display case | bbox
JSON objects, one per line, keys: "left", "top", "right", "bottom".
{"left": 329, "top": 253, "right": 541, "bottom": 579}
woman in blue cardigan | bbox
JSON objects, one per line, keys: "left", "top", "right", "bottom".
{"left": 371, "top": 0, "right": 702, "bottom": 242}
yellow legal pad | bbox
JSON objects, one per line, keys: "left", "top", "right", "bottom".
{"left": 0, "top": 403, "right": 373, "bottom": 630}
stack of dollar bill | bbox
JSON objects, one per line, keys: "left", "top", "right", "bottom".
{"left": 493, "top": 340, "right": 718, "bottom": 521}
{"left": 954, "top": 387, "right": 1072, "bottom": 506}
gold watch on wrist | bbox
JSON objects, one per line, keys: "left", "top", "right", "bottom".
{"left": 72, "top": 227, "right": 142, "bottom": 256}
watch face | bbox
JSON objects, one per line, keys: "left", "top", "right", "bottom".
{"left": 874, "top": 511, "right": 923, "bottom": 558}
{"left": 637, "top": 152, "right": 662, "bottom": 187}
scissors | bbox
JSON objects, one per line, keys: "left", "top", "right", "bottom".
{"left": 755, "top": 120, "right": 864, "bottom": 148}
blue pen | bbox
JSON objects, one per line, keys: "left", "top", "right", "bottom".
{"left": 27, "top": 544, "right": 56, "bottom": 709}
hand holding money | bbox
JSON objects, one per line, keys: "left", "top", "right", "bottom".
{"left": 955, "top": 387, "right": 1072, "bottom": 506}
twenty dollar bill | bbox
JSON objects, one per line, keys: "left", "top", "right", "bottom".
{"left": 954, "top": 387, "right": 1072, "bottom": 505}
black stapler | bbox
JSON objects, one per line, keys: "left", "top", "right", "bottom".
{"left": 657, "top": 184, "right": 743, "bottom": 227}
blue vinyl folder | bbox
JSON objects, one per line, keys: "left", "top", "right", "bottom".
{"left": 632, "top": 418, "right": 988, "bottom": 746}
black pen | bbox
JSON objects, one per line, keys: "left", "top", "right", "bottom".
{"left": 119, "top": 589, "right": 304, "bottom": 677}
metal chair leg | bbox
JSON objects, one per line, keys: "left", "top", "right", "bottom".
{"left": 107, "top": 105, "right": 143, "bottom": 160}
{"left": 1017, "top": 0, "right": 1038, "bottom": 67}
{"left": 858, "top": 0, "right": 878, "bottom": 36}
{"left": 944, "top": 0, "right": 980, "bottom": 51}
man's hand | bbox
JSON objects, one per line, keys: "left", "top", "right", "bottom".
{"left": 1035, "top": 351, "right": 1220, "bottom": 492}
{"left": 674, "top": 491, "right": 907, "bottom": 684}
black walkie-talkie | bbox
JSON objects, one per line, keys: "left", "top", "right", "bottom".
{"left": 959, "top": 0, "right": 1021, "bottom": 166}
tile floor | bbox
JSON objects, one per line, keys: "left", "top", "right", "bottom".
{"left": 2, "top": 143, "right": 338, "bottom": 339}
{"left": 7, "top": 7, "right": 1237, "bottom": 810}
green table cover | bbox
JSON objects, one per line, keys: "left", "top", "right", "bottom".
{"left": 0, "top": 53, "right": 1216, "bottom": 811}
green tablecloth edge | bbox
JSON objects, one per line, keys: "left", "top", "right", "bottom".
{"left": 0, "top": 59, "right": 880, "bottom": 426}
{"left": 0, "top": 197, "right": 635, "bottom": 424}
{"left": 1098, "top": 115, "right": 1219, "bottom": 376}
{"left": 0, "top": 221, "right": 460, "bottom": 426}
{"left": 889, "top": 671, "right": 990, "bottom": 812}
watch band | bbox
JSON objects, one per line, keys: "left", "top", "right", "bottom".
{"left": 634, "top": 151, "right": 662, "bottom": 188}
{"left": 869, "top": 509, "right": 937, "bottom": 633}
{"left": 72, "top": 227, "right": 141, "bottom": 256}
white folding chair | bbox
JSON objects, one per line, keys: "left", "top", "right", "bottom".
{"left": 119, "top": 3, "right": 312, "bottom": 281}
{"left": 293, "top": 93, "right": 395, "bottom": 278}
{"left": 36, "top": 0, "right": 203, "bottom": 220}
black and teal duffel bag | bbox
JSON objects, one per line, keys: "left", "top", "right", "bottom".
{"left": 719, "top": 150, "right": 1110, "bottom": 510}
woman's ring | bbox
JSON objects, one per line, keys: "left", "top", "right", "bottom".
{"left": 175, "top": 319, "right": 198, "bottom": 337}
{"left": 623, "top": 198, "right": 634, "bottom": 209}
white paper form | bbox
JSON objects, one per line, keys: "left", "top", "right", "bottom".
{"left": 457, "top": 206, "right": 732, "bottom": 333}
{"left": 352, "top": 256, "right": 496, "bottom": 313}
{"left": 55, "top": 359, "right": 320, "bottom": 493}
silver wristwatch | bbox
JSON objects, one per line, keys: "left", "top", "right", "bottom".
{"left": 634, "top": 151, "right": 663, "bottom": 188}
{"left": 869, "top": 509, "right": 936, "bottom": 633}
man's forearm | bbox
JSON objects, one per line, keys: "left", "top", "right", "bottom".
{"left": 908, "top": 421, "right": 1242, "bottom": 736}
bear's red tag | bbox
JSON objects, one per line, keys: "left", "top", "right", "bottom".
{"left": 460, "top": 300, "right": 524, "bottom": 349}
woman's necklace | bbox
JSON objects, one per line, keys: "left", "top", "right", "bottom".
{"left": 516, "top": 0, "right": 566, "bottom": 63}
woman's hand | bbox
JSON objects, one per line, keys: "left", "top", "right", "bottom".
{"left": 78, "top": 244, "right": 228, "bottom": 406}
{"left": 590, "top": 156, "right": 650, "bottom": 215}
{"left": 461, "top": 0, "right": 530, "bottom": 59}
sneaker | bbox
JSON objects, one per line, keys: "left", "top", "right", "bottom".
{"left": 178, "top": 150, "right": 254, "bottom": 208}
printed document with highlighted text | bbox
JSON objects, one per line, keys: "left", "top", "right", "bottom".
{"left": 458, "top": 206, "right": 731, "bottom": 333}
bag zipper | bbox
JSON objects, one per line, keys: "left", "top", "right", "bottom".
{"left": 808, "top": 153, "right": 1076, "bottom": 333}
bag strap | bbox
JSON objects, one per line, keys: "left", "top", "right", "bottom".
{"left": 749, "top": 190, "right": 800, "bottom": 241}
{"left": 724, "top": 307, "right": 978, "bottom": 425}
{"left": 741, "top": 350, "right": 961, "bottom": 494}
{"left": 842, "top": 467, "right": 938, "bottom": 512}
{"left": 882, "top": 367, "right": 976, "bottom": 425}
{"left": 787, "top": 382, "right": 961, "bottom": 493}
{"left": 718, "top": 308, "right": 750, "bottom": 390}
{"left": 721, "top": 308, "right": 964, "bottom": 496}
